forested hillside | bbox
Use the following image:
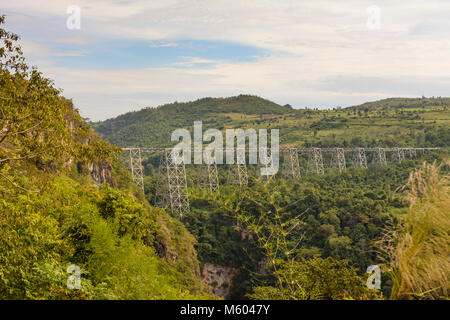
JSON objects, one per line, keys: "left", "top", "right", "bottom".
{"left": 94, "top": 96, "right": 450, "bottom": 148}
{"left": 0, "top": 16, "right": 213, "bottom": 300}
{"left": 93, "top": 95, "right": 293, "bottom": 147}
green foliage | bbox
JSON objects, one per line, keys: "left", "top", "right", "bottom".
{"left": 183, "top": 204, "right": 245, "bottom": 267}
{"left": 181, "top": 158, "right": 447, "bottom": 298}
{"left": 248, "top": 257, "right": 382, "bottom": 300}
{"left": 0, "top": 172, "right": 213, "bottom": 299}
{"left": 197, "top": 178, "right": 387, "bottom": 300}
{"left": 0, "top": 15, "right": 119, "bottom": 193}
{"left": 377, "top": 161, "right": 449, "bottom": 299}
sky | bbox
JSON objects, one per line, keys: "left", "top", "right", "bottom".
{"left": 2, "top": 0, "right": 450, "bottom": 121}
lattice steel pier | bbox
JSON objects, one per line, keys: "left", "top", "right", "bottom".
{"left": 123, "top": 147, "right": 439, "bottom": 218}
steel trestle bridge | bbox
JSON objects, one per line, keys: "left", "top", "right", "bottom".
{"left": 123, "top": 147, "right": 439, "bottom": 217}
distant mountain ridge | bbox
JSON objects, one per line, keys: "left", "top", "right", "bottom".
{"left": 346, "top": 97, "right": 450, "bottom": 111}
{"left": 93, "top": 95, "right": 450, "bottom": 148}
{"left": 93, "top": 95, "right": 292, "bottom": 147}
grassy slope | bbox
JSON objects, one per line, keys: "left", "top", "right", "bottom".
{"left": 378, "top": 161, "right": 449, "bottom": 299}
{"left": 93, "top": 95, "right": 293, "bottom": 147}
{"left": 93, "top": 96, "right": 450, "bottom": 148}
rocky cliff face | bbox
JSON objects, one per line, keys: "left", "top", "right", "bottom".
{"left": 66, "top": 119, "right": 114, "bottom": 186}
{"left": 201, "top": 263, "right": 237, "bottom": 298}
{"left": 88, "top": 159, "right": 113, "bottom": 185}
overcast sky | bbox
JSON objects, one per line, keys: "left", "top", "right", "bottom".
{"left": 2, "top": 0, "right": 450, "bottom": 121}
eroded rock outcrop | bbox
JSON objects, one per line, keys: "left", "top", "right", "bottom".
{"left": 88, "top": 159, "right": 113, "bottom": 185}
{"left": 201, "top": 263, "right": 237, "bottom": 298}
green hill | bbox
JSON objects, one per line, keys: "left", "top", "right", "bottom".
{"left": 346, "top": 97, "right": 450, "bottom": 111}
{"left": 92, "top": 95, "right": 293, "bottom": 147}
{"left": 93, "top": 96, "right": 450, "bottom": 148}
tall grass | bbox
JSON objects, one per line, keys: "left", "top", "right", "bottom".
{"left": 378, "top": 160, "right": 449, "bottom": 299}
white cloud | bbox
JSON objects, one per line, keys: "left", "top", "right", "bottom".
{"left": 170, "top": 56, "right": 217, "bottom": 67}
{"left": 149, "top": 42, "right": 178, "bottom": 48}
{"left": 54, "top": 50, "right": 88, "bottom": 57}
{"left": 19, "top": 39, "right": 52, "bottom": 59}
